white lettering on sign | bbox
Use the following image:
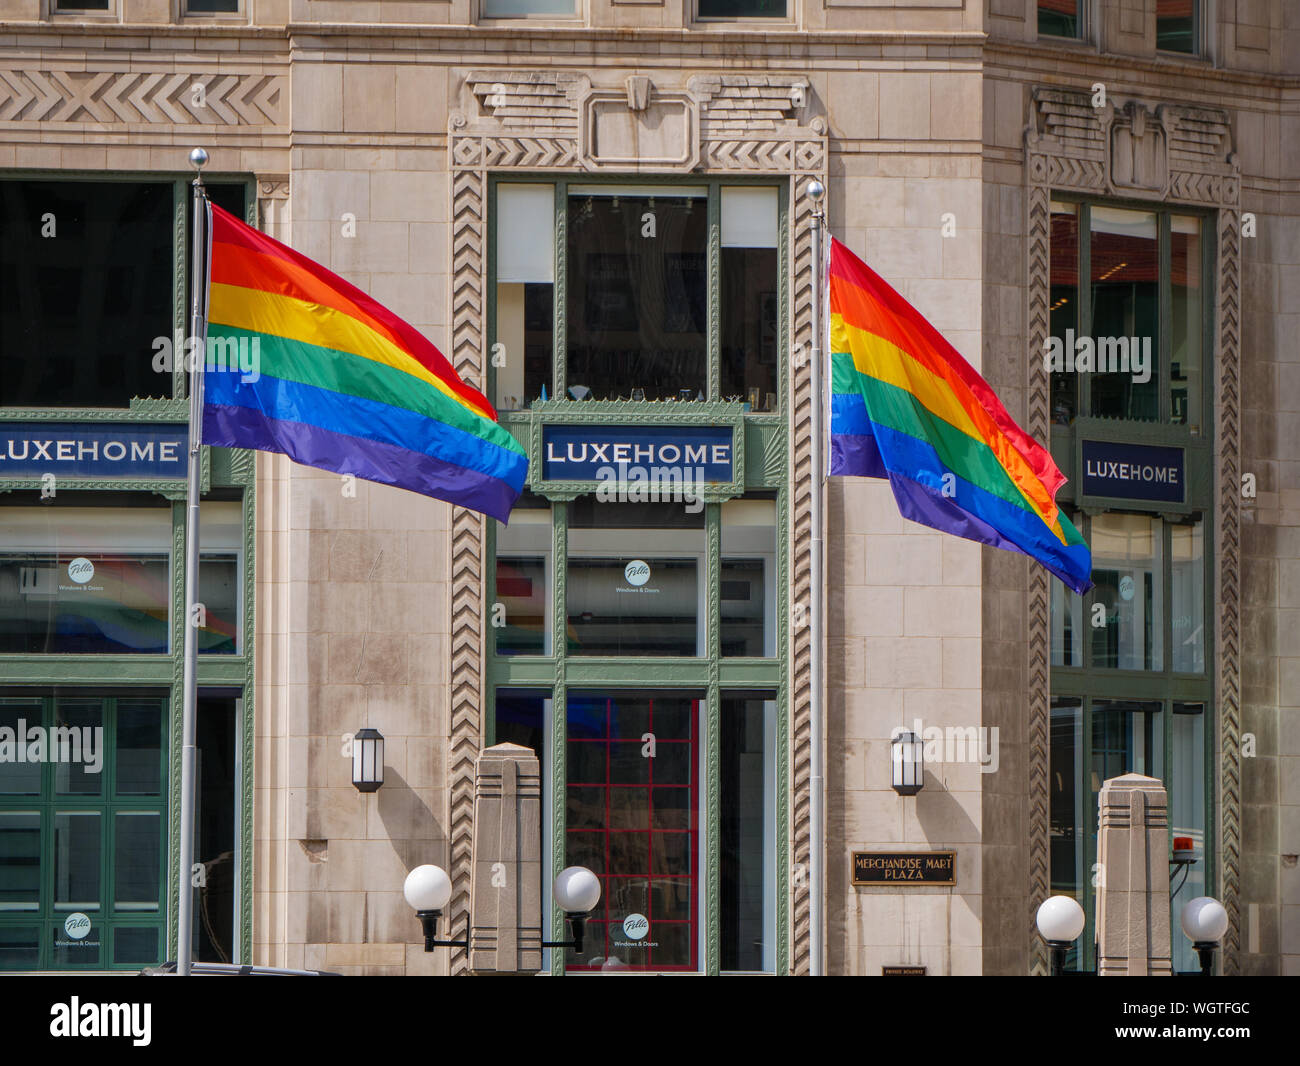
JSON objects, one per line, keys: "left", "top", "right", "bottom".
{"left": 1084, "top": 460, "right": 1180, "bottom": 485}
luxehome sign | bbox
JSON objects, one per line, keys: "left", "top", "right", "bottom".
{"left": 541, "top": 424, "right": 734, "bottom": 483}
{"left": 0, "top": 423, "right": 188, "bottom": 480}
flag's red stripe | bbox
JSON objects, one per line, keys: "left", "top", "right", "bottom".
{"left": 209, "top": 203, "right": 495, "bottom": 422}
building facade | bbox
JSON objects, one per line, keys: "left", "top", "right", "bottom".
{"left": 0, "top": 0, "right": 1294, "bottom": 974}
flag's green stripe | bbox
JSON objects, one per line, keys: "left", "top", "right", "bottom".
{"left": 832, "top": 351, "right": 1041, "bottom": 520}
{"left": 207, "top": 325, "right": 523, "bottom": 457}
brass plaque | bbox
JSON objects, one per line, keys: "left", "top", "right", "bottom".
{"left": 882, "top": 965, "right": 927, "bottom": 976}
{"left": 851, "top": 851, "right": 956, "bottom": 886}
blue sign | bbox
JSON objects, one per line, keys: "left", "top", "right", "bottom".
{"left": 542, "top": 424, "right": 734, "bottom": 482}
{"left": 0, "top": 423, "right": 189, "bottom": 480}
{"left": 1081, "top": 439, "right": 1184, "bottom": 503}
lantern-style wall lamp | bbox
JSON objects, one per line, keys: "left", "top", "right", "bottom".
{"left": 890, "top": 729, "right": 923, "bottom": 796}
{"left": 403, "top": 864, "right": 602, "bottom": 956}
{"left": 352, "top": 728, "right": 384, "bottom": 793}
{"left": 1035, "top": 895, "right": 1086, "bottom": 976}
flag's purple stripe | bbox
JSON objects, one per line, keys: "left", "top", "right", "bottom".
{"left": 829, "top": 432, "right": 888, "bottom": 480}
{"left": 204, "top": 403, "right": 520, "bottom": 524}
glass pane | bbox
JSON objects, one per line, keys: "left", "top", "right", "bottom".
{"left": 116, "top": 698, "right": 163, "bottom": 796}
{"left": 1051, "top": 549, "right": 1084, "bottom": 667}
{"left": 1171, "top": 521, "right": 1204, "bottom": 673}
{"left": 1049, "top": 699, "right": 1083, "bottom": 971}
{"left": 567, "top": 500, "right": 704, "bottom": 657}
{"left": 719, "top": 188, "right": 779, "bottom": 405}
{"left": 56, "top": 0, "right": 110, "bottom": 7}
{"left": 1090, "top": 700, "right": 1162, "bottom": 798}
{"left": 496, "top": 556, "right": 547, "bottom": 655}
{"left": 0, "top": 812, "right": 41, "bottom": 911}
{"left": 1048, "top": 201, "right": 1079, "bottom": 425}
{"left": 114, "top": 926, "right": 161, "bottom": 966}
{"left": 1090, "top": 513, "right": 1163, "bottom": 671}
{"left": 1038, "top": 0, "right": 1079, "bottom": 38}
{"left": 722, "top": 496, "right": 776, "bottom": 657}
{"left": 698, "top": 0, "right": 786, "bottom": 15}
{"left": 721, "top": 695, "right": 773, "bottom": 972}
{"left": 1171, "top": 216, "right": 1202, "bottom": 428}
{"left": 567, "top": 191, "right": 707, "bottom": 402}
{"left": 114, "top": 812, "right": 161, "bottom": 910}
{"left": 0, "top": 552, "right": 169, "bottom": 654}
{"left": 54, "top": 812, "right": 101, "bottom": 910}
{"left": 493, "top": 690, "right": 547, "bottom": 764}
{"left": 1171, "top": 703, "right": 1206, "bottom": 973}
{"left": 197, "top": 698, "right": 236, "bottom": 961}
{"left": 482, "top": 0, "right": 575, "bottom": 13}
{"left": 0, "top": 699, "right": 43, "bottom": 794}
{"left": 52, "top": 916, "right": 102, "bottom": 966}
{"left": 1157, "top": 0, "right": 1195, "bottom": 53}
{"left": 1089, "top": 208, "right": 1159, "bottom": 421}
{"left": 53, "top": 699, "right": 104, "bottom": 795}
{"left": 186, "top": 0, "right": 240, "bottom": 10}
{"left": 565, "top": 692, "right": 700, "bottom": 972}
{"left": 0, "top": 925, "right": 39, "bottom": 968}
{"left": 198, "top": 554, "right": 239, "bottom": 654}
{"left": 0, "top": 181, "right": 171, "bottom": 408}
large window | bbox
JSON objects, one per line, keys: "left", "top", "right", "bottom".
{"left": 1038, "top": 0, "right": 1081, "bottom": 39}
{"left": 0, "top": 179, "right": 247, "bottom": 411}
{"left": 1157, "top": 0, "right": 1197, "bottom": 54}
{"left": 492, "top": 180, "right": 783, "bottom": 412}
{"left": 482, "top": 0, "right": 576, "bottom": 15}
{"left": 489, "top": 494, "right": 783, "bottom": 974}
{"left": 0, "top": 693, "right": 167, "bottom": 970}
{"left": 1048, "top": 201, "right": 1209, "bottom": 428}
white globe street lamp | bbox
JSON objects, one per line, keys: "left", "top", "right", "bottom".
{"left": 1035, "top": 895, "right": 1086, "bottom": 976}
{"left": 1180, "top": 896, "right": 1228, "bottom": 976}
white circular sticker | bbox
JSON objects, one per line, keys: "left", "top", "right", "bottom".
{"left": 67, "top": 557, "right": 94, "bottom": 584}
{"left": 624, "top": 560, "right": 650, "bottom": 587}
{"left": 1119, "top": 575, "right": 1135, "bottom": 601}
{"left": 64, "top": 912, "right": 92, "bottom": 940}
{"left": 622, "top": 913, "right": 649, "bottom": 940}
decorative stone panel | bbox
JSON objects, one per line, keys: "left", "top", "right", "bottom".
{"left": 1025, "top": 86, "right": 1241, "bottom": 973}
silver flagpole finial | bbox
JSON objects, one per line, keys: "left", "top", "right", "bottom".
{"left": 189, "top": 147, "right": 209, "bottom": 171}
{"left": 807, "top": 179, "right": 825, "bottom": 202}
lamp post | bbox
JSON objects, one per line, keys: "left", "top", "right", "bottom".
{"left": 1035, "top": 895, "right": 1086, "bottom": 976}
{"left": 890, "top": 729, "right": 924, "bottom": 796}
{"left": 1180, "top": 896, "right": 1228, "bottom": 976}
{"left": 404, "top": 863, "right": 601, "bottom": 960}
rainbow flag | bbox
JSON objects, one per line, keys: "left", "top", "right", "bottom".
{"left": 201, "top": 203, "right": 527, "bottom": 523}
{"left": 828, "top": 238, "right": 1092, "bottom": 593}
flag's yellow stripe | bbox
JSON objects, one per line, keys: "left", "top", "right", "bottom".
{"left": 208, "top": 283, "right": 491, "bottom": 422}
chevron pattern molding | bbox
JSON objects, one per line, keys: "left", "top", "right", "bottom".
{"left": 1025, "top": 85, "right": 1241, "bottom": 974}
{"left": 448, "top": 73, "right": 825, "bottom": 974}
{"left": 0, "top": 68, "right": 285, "bottom": 125}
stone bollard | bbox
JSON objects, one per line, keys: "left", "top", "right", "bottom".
{"left": 468, "top": 742, "right": 543, "bottom": 974}
{"left": 1096, "top": 773, "right": 1173, "bottom": 976}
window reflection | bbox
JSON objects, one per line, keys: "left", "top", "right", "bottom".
{"left": 1090, "top": 513, "right": 1163, "bottom": 671}
{"left": 1089, "top": 208, "right": 1159, "bottom": 421}
{"left": 566, "top": 190, "right": 708, "bottom": 402}
{"left": 1171, "top": 216, "right": 1202, "bottom": 429}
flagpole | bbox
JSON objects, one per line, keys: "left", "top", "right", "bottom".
{"left": 178, "top": 147, "right": 211, "bottom": 976}
{"left": 806, "top": 178, "right": 826, "bottom": 977}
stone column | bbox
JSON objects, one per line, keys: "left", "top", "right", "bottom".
{"left": 1096, "top": 773, "right": 1173, "bottom": 976}
{"left": 468, "top": 743, "right": 543, "bottom": 974}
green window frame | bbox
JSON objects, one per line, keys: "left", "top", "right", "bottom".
{"left": 0, "top": 693, "right": 168, "bottom": 970}
{"left": 484, "top": 175, "right": 791, "bottom": 975}
{"left": 0, "top": 174, "right": 259, "bottom": 970}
